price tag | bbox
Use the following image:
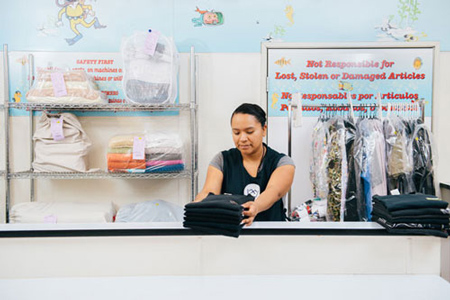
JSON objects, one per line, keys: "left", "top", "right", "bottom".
{"left": 133, "top": 136, "right": 146, "bottom": 160}
{"left": 44, "top": 215, "right": 57, "bottom": 223}
{"left": 50, "top": 117, "right": 65, "bottom": 141}
{"left": 50, "top": 72, "right": 68, "bottom": 97}
{"left": 144, "top": 29, "right": 160, "bottom": 56}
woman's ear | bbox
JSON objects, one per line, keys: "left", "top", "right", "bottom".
{"left": 262, "top": 124, "right": 267, "bottom": 137}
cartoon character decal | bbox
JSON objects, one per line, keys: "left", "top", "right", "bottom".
{"left": 55, "top": 0, "right": 106, "bottom": 46}
{"left": 192, "top": 7, "right": 224, "bottom": 27}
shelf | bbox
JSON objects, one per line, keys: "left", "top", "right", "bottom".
{"left": 8, "top": 102, "right": 193, "bottom": 112}
{"left": 9, "top": 170, "right": 191, "bottom": 180}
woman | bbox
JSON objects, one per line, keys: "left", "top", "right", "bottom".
{"left": 195, "top": 103, "right": 295, "bottom": 226}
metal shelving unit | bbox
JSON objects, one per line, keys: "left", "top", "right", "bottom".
{"left": 8, "top": 102, "right": 193, "bottom": 112}
{"left": 9, "top": 170, "right": 192, "bottom": 180}
{"left": 3, "top": 44, "right": 199, "bottom": 223}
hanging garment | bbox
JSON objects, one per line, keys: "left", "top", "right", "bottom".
{"left": 383, "top": 116, "right": 415, "bottom": 194}
{"left": 343, "top": 118, "right": 359, "bottom": 221}
{"left": 354, "top": 118, "right": 387, "bottom": 221}
{"left": 411, "top": 124, "right": 436, "bottom": 195}
{"left": 33, "top": 112, "right": 92, "bottom": 172}
{"left": 326, "top": 117, "right": 347, "bottom": 222}
{"left": 310, "top": 120, "right": 329, "bottom": 200}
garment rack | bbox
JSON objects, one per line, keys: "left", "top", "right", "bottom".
{"left": 286, "top": 97, "right": 425, "bottom": 216}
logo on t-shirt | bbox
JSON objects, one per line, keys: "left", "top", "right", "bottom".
{"left": 244, "top": 183, "right": 260, "bottom": 198}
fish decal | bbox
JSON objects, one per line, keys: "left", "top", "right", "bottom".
{"left": 274, "top": 57, "right": 291, "bottom": 67}
{"left": 13, "top": 91, "right": 22, "bottom": 103}
{"left": 338, "top": 81, "right": 353, "bottom": 91}
{"left": 413, "top": 57, "right": 422, "bottom": 70}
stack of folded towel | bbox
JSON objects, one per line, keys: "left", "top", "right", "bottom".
{"left": 183, "top": 193, "right": 254, "bottom": 238}
{"left": 26, "top": 70, "right": 106, "bottom": 104}
{"left": 145, "top": 133, "right": 185, "bottom": 173}
{"left": 107, "top": 133, "right": 185, "bottom": 173}
{"left": 107, "top": 135, "right": 146, "bottom": 172}
{"left": 372, "top": 194, "right": 450, "bottom": 238}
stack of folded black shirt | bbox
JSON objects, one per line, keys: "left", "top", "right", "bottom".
{"left": 372, "top": 194, "right": 450, "bottom": 238}
{"left": 183, "top": 193, "right": 254, "bottom": 238}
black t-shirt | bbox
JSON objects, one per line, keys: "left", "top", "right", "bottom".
{"left": 221, "top": 144, "right": 286, "bottom": 221}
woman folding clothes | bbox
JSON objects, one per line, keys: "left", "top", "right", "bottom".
{"left": 195, "top": 103, "right": 295, "bottom": 226}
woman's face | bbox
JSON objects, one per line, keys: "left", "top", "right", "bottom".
{"left": 231, "top": 113, "right": 266, "bottom": 156}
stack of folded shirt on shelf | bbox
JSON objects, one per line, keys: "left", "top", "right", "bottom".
{"left": 145, "top": 133, "right": 185, "bottom": 173}
{"left": 372, "top": 194, "right": 450, "bottom": 238}
{"left": 183, "top": 194, "right": 253, "bottom": 238}
{"left": 107, "top": 135, "right": 146, "bottom": 173}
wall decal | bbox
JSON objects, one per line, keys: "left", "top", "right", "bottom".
{"left": 375, "top": 0, "right": 427, "bottom": 42}
{"left": 191, "top": 7, "right": 224, "bottom": 27}
{"left": 55, "top": 0, "right": 107, "bottom": 46}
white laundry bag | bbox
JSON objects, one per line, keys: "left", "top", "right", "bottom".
{"left": 121, "top": 30, "right": 179, "bottom": 104}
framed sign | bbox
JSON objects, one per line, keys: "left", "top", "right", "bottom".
{"left": 261, "top": 42, "right": 439, "bottom": 210}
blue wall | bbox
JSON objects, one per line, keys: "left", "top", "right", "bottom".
{"left": 1, "top": 0, "right": 449, "bottom": 52}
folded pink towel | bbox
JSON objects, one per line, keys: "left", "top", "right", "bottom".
{"left": 146, "top": 160, "right": 184, "bottom": 167}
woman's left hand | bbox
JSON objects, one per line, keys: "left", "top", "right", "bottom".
{"left": 241, "top": 201, "right": 260, "bottom": 226}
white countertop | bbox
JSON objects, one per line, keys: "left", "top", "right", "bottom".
{"left": 0, "top": 274, "right": 449, "bottom": 300}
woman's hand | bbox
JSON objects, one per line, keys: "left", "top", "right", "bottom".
{"left": 241, "top": 201, "right": 261, "bottom": 226}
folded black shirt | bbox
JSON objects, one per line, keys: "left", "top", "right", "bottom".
{"left": 372, "top": 194, "right": 448, "bottom": 212}
{"left": 184, "top": 207, "right": 243, "bottom": 217}
{"left": 183, "top": 214, "right": 242, "bottom": 224}
{"left": 372, "top": 203, "right": 450, "bottom": 218}
{"left": 373, "top": 216, "right": 450, "bottom": 230}
{"left": 372, "top": 207, "right": 450, "bottom": 223}
{"left": 373, "top": 216, "right": 449, "bottom": 238}
{"left": 183, "top": 193, "right": 254, "bottom": 238}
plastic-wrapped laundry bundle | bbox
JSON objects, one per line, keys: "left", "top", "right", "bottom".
{"left": 121, "top": 30, "right": 179, "bottom": 104}
{"left": 26, "top": 69, "right": 107, "bottom": 104}
{"left": 107, "top": 134, "right": 147, "bottom": 173}
{"left": 115, "top": 199, "right": 184, "bottom": 222}
{"left": 33, "top": 112, "right": 93, "bottom": 172}
{"left": 107, "top": 132, "right": 185, "bottom": 173}
{"left": 10, "top": 201, "right": 116, "bottom": 223}
{"left": 145, "top": 132, "right": 185, "bottom": 173}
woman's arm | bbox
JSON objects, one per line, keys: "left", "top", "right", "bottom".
{"left": 194, "top": 165, "right": 223, "bottom": 202}
{"left": 241, "top": 164, "right": 295, "bottom": 225}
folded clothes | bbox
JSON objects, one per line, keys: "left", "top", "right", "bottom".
{"left": 183, "top": 194, "right": 254, "bottom": 238}
{"left": 373, "top": 216, "right": 449, "bottom": 238}
{"left": 145, "top": 164, "right": 184, "bottom": 173}
{"left": 183, "top": 223, "right": 241, "bottom": 238}
{"left": 107, "top": 147, "right": 133, "bottom": 154}
{"left": 107, "top": 153, "right": 135, "bottom": 162}
{"left": 184, "top": 207, "right": 244, "bottom": 217}
{"left": 372, "top": 194, "right": 448, "bottom": 212}
{"left": 146, "top": 153, "right": 183, "bottom": 161}
{"left": 107, "top": 161, "right": 146, "bottom": 169}
{"left": 37, "top": 70, "right": 89, "bottom": 82}
{"left": 27, "top": 88, "right": 103, "bottom": 101}
{"left": 372, "top": 203, "right": 450, "bottom": 217}
{"left": 184, "top": 214, "right": 242, "bottom": 225}
{"left": 373, "top": 216, "right": 449, "bottom": 230}
{"left": 146, "top": 147, "right": 184, "bottom": 155}
{"left": 372, "top": 207, "right": 450, "bottom": 223}
{"left": 109, "top": 135, "right": 144, "bottom": 148}
{"left": 146, "top": 160, "right": 184, "bottom": 167}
